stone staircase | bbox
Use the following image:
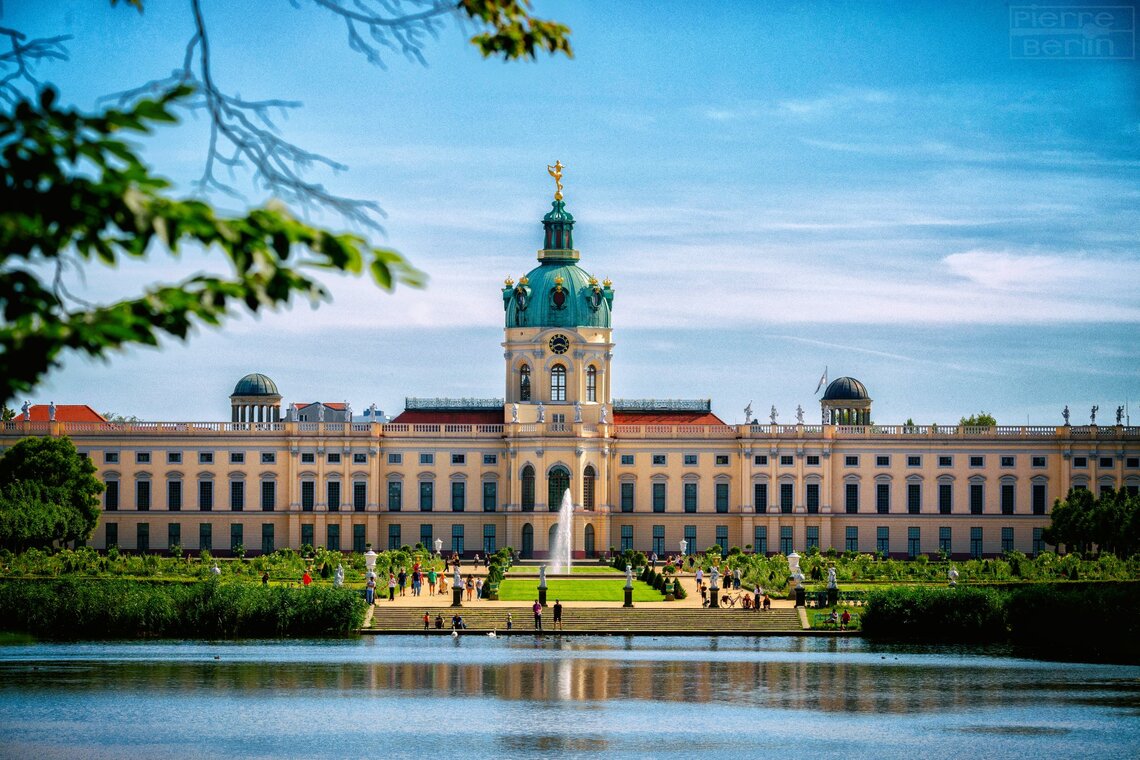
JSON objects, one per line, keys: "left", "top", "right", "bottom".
{"left": 365, "top": 606, "right": 804, "bottom": 635}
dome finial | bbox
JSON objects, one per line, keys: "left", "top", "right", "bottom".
{"left": 546, "top": 160, "right": 565, "bottom": 201}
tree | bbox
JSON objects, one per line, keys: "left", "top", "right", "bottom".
{"left": 959, "top": 412, "right": 997, "bottom": 427}
{"left": 1043, "top": 488, "right": 1140, "bottom": 557}
{"left": 0, "top": 1, "right": 572, "bottom": 406}
{"left": 0, "top": 436, "right": 104, "bottom": 551}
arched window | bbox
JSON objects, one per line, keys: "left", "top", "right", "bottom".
{"left": 519, "top": 365, "right": 531, "bottom": 401}
{"left": 549, "top": 524, "right": 559, "bottom": 552}
{"left": 583, "top": 465, "right": 596, "bottom": 511}
{"left": 586, "top": 366, "right": 597, "bottom": 402}
{"left": 521, "top": 523, "right": 534, "bottom": 558}
{"left": 521, "top": 465, "right": 535, "bottom": 512}
{"left": 551, "top": 364, "right": 566, "bottom": 402}
{"left": 548, "top": 465, "right": 570, "bottom": 510}
{"left": 584, "top": 523, "right": 596, "bottom": 557}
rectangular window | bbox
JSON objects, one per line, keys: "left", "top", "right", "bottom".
{"left": 907, "top": 455, "right": 921, "bottom": 467}
{"left": 388, "top": 524, "right": 401, "bottom": 551}
{"left": 754, "top": 482, "right": 768, "bottom": 513}
{"left": 301, "top": 481, "right": 315, "bottom": 511}
{"left": 483, "top": 454, "right": 498, "bottom": 465}
{"left": 301, "top": 523, "right": 313, "bottom": 550}
{"left": 388, "top": 480, "right": 402, "bottom": 511}
{"left": 327, "top": 524, "right": 340, "bottom": 552}
{"left": 353, "top": 453, "right": 367, "bottom": 465}
{"left": 715, "top": 525, "right": 729, "bottom": 554}
{"left": 845, "top": 483, "right": 859, "bottom": 514}
{"left": 652, "top": 524, "right": 665, "bottom": 556}
{"left": 301, "top": 452, "right": 315, "bottom": 464}
{"left": 199, "top": 522, "right": 212, "bottom": 552}
{"left": 652, "top": 454, "right": 666, "bottom": 466}
{"left": 1001, "top": 483, "right": 1014, "bottom": 515}
{"left": 620, "top": 482, "right": 634, "bottom": 512}
{"left": 388, "top": 453, "right": 402, "bottom": 465}
{"left": 970, "top": 526, "right": 983, "bottom": 558}
{"left": 939, "top": 483, "right": 952, "bottom": 514}
{"left": 1001, "top": 526, "right": 1014, "bottom": 553}
{"left": 105, "top": 451, "right": 119, "bottom": 464}
{"left": 327, "top": 480, "right": 341, "bottom": 512}
{"left": 198, "top": 452, "right": 213, "bottom": 465}
{"left": 136, "top": 480, "right": 151, "bottom": 511}
{"left": 167, "top": 452, "right": 182, "bottom": 464}
{"left": 907, "top": 526, "right": 920, "bottom": 559}
{"left": 262, "top": 523, "right": 275, "bottom": 554}
{"left": 327, "top": 452, "right": 341, "bottom": 465}
{"left": 168, "top": 523, "right": 180, "bottom": 551}
{"left": 353, "top": 481, "right": 366, "bottom": 512}
{"left": 684, "top": 525, "right": 697, "bottom": 554}
{"left": 105, "top": 480, "right": 119, "bottom": 511}
{"left": 230, "top": 480, "right": 244, "bottom": 511}
{"left": 716, "top": 482, "right": 730, "bottom": 513}
{"left": 716, "top": 455, "right": 730, "bottom": 466}
{"left": 451, "top": 481, "right": 465, "bottom": 512}
{"left": 653, "top": 482, "right": 666, "bottom": 513}
{"left": 1032, "top": 527, "right": 1044, "bottom": 555}
{"left": 261, "top": 452, "right": 275, "bottom": 465}
{"left": 201, "top": 480, "right": 219, "bottom": 512}
{"left": 620, "top": 454, "right": 634, "bottom": 466}
{"left": 260, "top": 480, "right": 275, "bottom": 511}
{"left": 137, "top": 523, "right": 149, "bottom": 552}
{"left": 136, "top": 452, "right": 151, "bottom": 464}
{"left": 876, "top": 455, "right": 890, "bottom": 467}
{"left": 551, "top": 368, "right": 566, "bottom": 401}
{"left": 970, "top": 456, "right": 984, "bottom": 468}
{"left": 482, "top": 524, "right": 496, "bottom": 555}
{"left": 231, "top": 523, "right": 243, "bottom": 553}
{"left": 779, "top": 455, "right": 793, "bottom": 467}
{"left": 168, "top": 480, "right": 183, "bottom": 512}
{"left": 420, "top": 524, "right": 433, "bottom": 551}
{"left": 970, "top": 484, "right": 984, "bottom": 515}
{"left": 682, "top": 482, "right": 697, "bottom": 513}
{"left": 420, "top": 453, "right": 434, "bottom": 465}
{"left": 779, "top": 526, "right": 793, "bottom": 555}
{"left": 907, "top": 483, "right": 920, "bottom": 514}
{"left": 806, "top": 526, "right": 819, "bottom": 551}
{"left": 876, "top": 483, "right": 890, "bottom": 514}
{"left": 451, "top": 453, "right": 466, "bottom": 465}
{"left": 419, "top": 481, "right": 433, "bottom": 511}
{"left": 230, "top": 452, "right": 245, "bottom": 464}
{"left": 1099, "top": 456, "right": 1114, "bottom": 468}
{"left": 845, "top": 526, "right": 859, "bottom": 553}
{"left": 1032, "top": 456, "right": 1047, "bottom": 468}
{"left": 1127, "top": 457, "right": 1139, "bottom": 469}
{"left": 780, "top": 482, "right": 793, "bottom": 513}
{"left": 802, "top": 485, "right": 820, "bottom": 515}
{"left": 1032, "top": 483, "right": 1046, "bottom": 515}
{"left": 754, "top": 526, "right": 768, "bottom": 555}
{"left": 754, "top": 455, "right": 768, "bottom": 466}
{"left": 845, "top": 455, "right": 859, "bottom": 467}
{"left": 482, "top": 481, "right": 497, "bottom": 512}
{"left": 876, "top": 526, "right": 889, "bottom": 556}
{"left": 683, "top": 454, "right": 698, "bottom": 466}
{"left": 620, "top": 525, "right": 633, "bottom": 552}
{"left": 1001, "top": 456, "right": 1015, "bottom": 468}
{"left": 939, "top": 456, "right": 953, "bottom": 467}
{"left": 939, "top": 526, "right": 951, "bottom": 554}
{"left": 806, "top": 455, "right": 820, "bottom": 466}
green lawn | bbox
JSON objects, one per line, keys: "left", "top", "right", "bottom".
{"left": 496, "top": 578, "right": 663, "bottom": 602}
{"left": 507, "top": 565, "right": 620, "bottom": 575}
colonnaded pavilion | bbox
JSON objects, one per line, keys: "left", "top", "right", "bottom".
{"left": 4, "top": 171, "right": 1138, "bottom": 560}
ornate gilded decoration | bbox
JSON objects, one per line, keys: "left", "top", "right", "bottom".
{"left": 547, "top": 160, "right": 565, "bottom": 201}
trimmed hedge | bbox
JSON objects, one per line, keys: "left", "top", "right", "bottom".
{"left": 0, "top": 577, "right": 365, "bottom": 638}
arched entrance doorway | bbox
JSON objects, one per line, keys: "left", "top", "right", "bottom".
{"left": 584, "top": 523, "right": 595, "bottom": 557}
{"left": 548, "top": 465, "right": 570, "bottom": 510}
{"left": 521, "top": 523, "right": 534, "bottom": 558}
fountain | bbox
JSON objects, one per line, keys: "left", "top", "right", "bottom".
{"left": 550, "top": 488, "right": 573, "bottom": 574}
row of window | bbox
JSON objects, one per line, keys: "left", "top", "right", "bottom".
{"left": 753, "top": 481, "right": 1058, "bottom": 516}
{"left": 105, "top": 450, "right": 369, "bottom": 465}
{"left": 618, "top": 481, "right": 732, "bottom": 513}
{"left": 518, "top": 364, "right": 598, "bottom": 402}
{"left": 387, "top": 453, "right": 499, "bottom": 466}
{"left": 106, "top": 479, "right": 366, "bottom": 513}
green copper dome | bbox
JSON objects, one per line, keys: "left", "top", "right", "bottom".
{"left": 503, "top": 199, "right": 613, "bottom": 329}
{"left": 232, "top": 373, "right": 280, "bottom": 397}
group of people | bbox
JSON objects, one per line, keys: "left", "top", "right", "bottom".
{"left": 363, "top": 561, "right": 453, "bottom": 605}
{"left": 824, "top": 608, "right": 853, "bottom": 630}
{"left": 531, "top": 599, "right": 563, "bottom": 631}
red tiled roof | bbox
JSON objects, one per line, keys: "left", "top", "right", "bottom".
{"left": 296, "top": 402, "right": 346, "bottom": 410}
{"left": 613, "top": 411, "right": 727, "bottom": 425}
{"left": 391, "top": 409, "right": 502, "bottom": 425}
{"left": 24, "top": 405, "right": 107, "bottom": 423}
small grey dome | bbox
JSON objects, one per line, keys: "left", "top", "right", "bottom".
{"left": 232, "top": 373, "right": 280, "bottom": 397}
{"left": 823, "top": 376, "right": 869, "bottom": 401}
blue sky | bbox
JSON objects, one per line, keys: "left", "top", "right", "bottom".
{"left": 7, "top": 0, "right": 1139, "bottom": 424}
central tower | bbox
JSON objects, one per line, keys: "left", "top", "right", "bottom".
{"left": 501, "top": 164, "right": 614, "bottom": 425}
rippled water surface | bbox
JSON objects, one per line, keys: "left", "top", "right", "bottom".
{"left": 2, "top": 636, "right": 1138, "bottom": 758}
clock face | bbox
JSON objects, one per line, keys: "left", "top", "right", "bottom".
{"left": 548, "top": 334, "right": 570, "bottom": 354}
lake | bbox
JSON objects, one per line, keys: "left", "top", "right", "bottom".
{"left": 1, "top": 636, "right": 1138, "bottom": 758}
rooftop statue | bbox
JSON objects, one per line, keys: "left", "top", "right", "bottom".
{"left": 547, "top": 160, "right": 565, "bottom": 201}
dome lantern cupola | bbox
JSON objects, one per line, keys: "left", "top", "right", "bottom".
{"left": 820, "top": 376, "right": 872, "bottom": 426}
{"left": 230, "top": 372, "right": 283, "bottom": 423}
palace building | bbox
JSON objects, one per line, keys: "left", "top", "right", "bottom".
{"left": 4, "top": 175, "right": 1138, "bottom": 560}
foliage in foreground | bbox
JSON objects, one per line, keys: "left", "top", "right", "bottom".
{"left": 0, "top": 577, "right": 365, "bottom": 638}
{"left": 0, "top": 437, "right": 103, "bottom": 551}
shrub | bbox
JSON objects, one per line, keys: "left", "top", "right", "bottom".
{"left": 862, "top": 586, "right": 1007, "bottom": 642}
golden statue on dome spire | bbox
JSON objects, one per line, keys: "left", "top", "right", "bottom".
{"left": 547, "top": 160, "right": 565, "bottom": 201}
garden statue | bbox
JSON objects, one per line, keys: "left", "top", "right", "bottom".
{"left": 334, "top": 564, "right": 344, "bottom": 588}
{"left": 948, "top": 565, "right": 959, "bottom": 587}
{"left": 624, "top": 564, "right": 634, "bottom": 590}
{"left": 539, "top": 565, "right": 548, "bottom": 589}
{"left": 453, "top": 565, "right": 462, "bottom": 590}
{"left": 827, "top": 566, "right": 837, "bottom": 589}
{"left": 709, "top": 565, "right": 719, "bottom": 590}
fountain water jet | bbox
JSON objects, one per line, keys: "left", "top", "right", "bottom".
{"left": 550, "top": 488, "right": 573, "bottom": 574}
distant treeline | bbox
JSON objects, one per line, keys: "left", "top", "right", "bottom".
{"left": 0, "top": 578, "right": 365, "bottom": 638}
{"left": 862, "top": 582, "right": 1140, "bottom": 663}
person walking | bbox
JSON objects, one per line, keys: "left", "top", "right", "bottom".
{"left": 398, "top": 567, "right": 408, "bottom": 597}
{"left": 532, "top": 600, "right": 543, "bottom": 631}
{"left": 553, "top": 599, "right": 563, "bottom": 631}
{"left": 387, "top": 572, "right": 397, "bottom": 601}
{"left": 475, "top": 577, "right": 483, "bottom": 600}
{"left": 695, "top": 567, "right": 703, "bottom": 588}
{"left": 423, "top": 611, "right": 430, "bottom": 631}
{"left": 506, "top": 612, "right": 513, "bottom": 631}
{"left": 465, "top": 575, "right": 475, "bottom": 601}
{"left": 302, "top": 570, "right": 312, "bottom": 587}
{"left": 428, "top": 567, "right": 437, "bottom": 596}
